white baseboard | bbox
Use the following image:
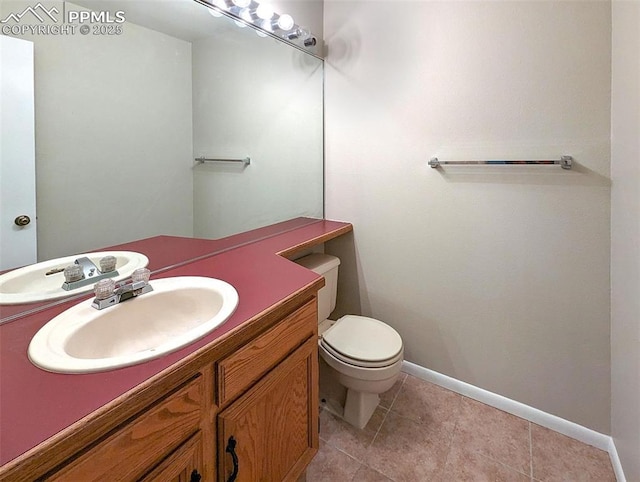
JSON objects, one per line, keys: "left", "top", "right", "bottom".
{"left": 608, "top": 437, "right": 627, "bottom": 482}
{"left": 401, "top": 361, "right": 626, "bottom": 481}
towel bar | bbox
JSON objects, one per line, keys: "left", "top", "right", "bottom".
{"left": 428, "top": 156, "right": 572, "bottom": 170}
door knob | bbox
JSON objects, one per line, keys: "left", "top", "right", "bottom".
{"left": 14, "top": 215, "right": 31, "bottom": 226}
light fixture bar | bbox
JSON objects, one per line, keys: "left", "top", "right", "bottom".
{"left": 194, "top": 0, "right": 321, "bottom": 58}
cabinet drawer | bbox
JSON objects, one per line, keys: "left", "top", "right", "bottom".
{"left": 47, "top": 376, "right": 202, "bottom": 482}
{"left": 217, "top": 298, "right": 317, "bottom": 406}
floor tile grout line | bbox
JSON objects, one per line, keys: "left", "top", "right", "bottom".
{"left": 449, "top": 393, "right": 535, "bottom": 479}
{"left": 422, "top": 380, "right": 534, "bottom": 479}
{"left": 474, "top": 451, "right": 535, "bottom": 480}
{"left": 333, "top": 444, "right": 397, "bottom": 482}
{"left": 369, "top": 397, "right": 392, "bottom": 448}
{"left": 370, "top": 374, "right": 407, "bottom": 446}
{"left": 358, "top": 379, "right": 405, "bottom": 481}
{"left": 326, "top": 441, "right": 362, "bottom": 464}
{"left": 317, "top": 377, "right": 404, "bottom": 480}
{"left": 385, "top": 373, "right": 407, "bottom": 412}
{"left": 324, "top": 444, "right": 374, "bottom": 482}
{"left": 529, "top": 421, "right": 534, "bottom": 480}
{"left": 436, "top": 393, "right": 463, "bottom": 481}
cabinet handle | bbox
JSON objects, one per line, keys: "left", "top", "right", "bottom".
{"left": 225, "top": 436, "right": 239, "bottom": 482}
{"left": 190, "top": 469, "right": 202, "bottom": 482}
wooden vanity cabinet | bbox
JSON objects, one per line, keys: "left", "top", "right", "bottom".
{"left": 17, "top": 295, "right": 319, "bottom": 482}
{"left": 216, "top": 299, "right": 319, "bottom": 482}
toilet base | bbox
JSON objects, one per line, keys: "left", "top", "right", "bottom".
{"left": 320, "top": 344, "right": 403, "bottom": 430}
{"left": 343, "top": 389, "right": 380, "bottom": 429}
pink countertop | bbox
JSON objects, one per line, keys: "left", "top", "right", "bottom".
{"left": 0, "top": 218, "right": 351, "bottom": 467}
{"left": 0, "top": 217, "right": 322, "bottom": 322}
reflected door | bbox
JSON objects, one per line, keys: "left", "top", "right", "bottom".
{"left": 0, "top": 35, "right": 36, "bottom": 270}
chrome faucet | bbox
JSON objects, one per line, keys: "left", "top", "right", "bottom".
{"left": 91, "top": 268, "right": 153, "bottom": 310}
{"left": 61, "top": 255, "right": 119, "bottom": 291}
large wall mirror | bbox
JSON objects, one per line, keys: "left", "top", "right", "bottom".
{"left": 0, "top": 0, "right": 324, "bottom": 318}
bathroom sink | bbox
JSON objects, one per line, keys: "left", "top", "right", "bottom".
{"left": 0, "top": 251, "right": 149, "bottom": 305}
{"left": 28, "top": 276, "right": 239, "bottom": 373}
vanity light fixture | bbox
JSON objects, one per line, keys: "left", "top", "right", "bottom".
{"left": 195, "top": 0, "right": 318, "bottom": 54}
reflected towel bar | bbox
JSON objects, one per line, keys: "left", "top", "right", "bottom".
{"left": 195, "top": 156, "right": 251, "bottom": 166}
{"left": 429, "top": 156, "right": 572, "bottom": 170}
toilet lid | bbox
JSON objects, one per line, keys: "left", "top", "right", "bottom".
{"left": 321, "top": 315, "right": 403, "bottom": 364}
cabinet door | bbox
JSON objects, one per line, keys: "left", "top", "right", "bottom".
{"left": 218, "top": 338, "right": 319, "bottom": 482}
{"left": 139, "top": 431, "right": 203, "bottom": 482}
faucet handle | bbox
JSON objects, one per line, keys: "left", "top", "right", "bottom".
{"left": 63, "top": 264, "right": 84, "bottom": 283}
{"left": 131, "top": 268, "right": 151, "bottom": 284}
{"left": 94, "top": 278, "right": 116, "bottom": 300}
{"left": 99, "top": 255, "right": 117, "bottom": 273}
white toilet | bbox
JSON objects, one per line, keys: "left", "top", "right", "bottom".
{"left": 295, "top": 254, "right": 404, "bottom": 429}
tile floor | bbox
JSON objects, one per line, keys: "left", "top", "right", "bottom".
{"left": 306, "top": 373, "right": 616, "bottom": 482}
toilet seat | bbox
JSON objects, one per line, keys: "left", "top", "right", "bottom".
{"left": 320, "top": 341, "right": 404, "bottom": 369}
{"left": 321, "top": 315, "right": 403, "bottom": 369}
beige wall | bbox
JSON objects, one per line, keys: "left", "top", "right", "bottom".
{"left": 324, "top": 1, "right": 612, "bottom": 433}
{"left": 1, "top": 2, "right": 193, "bottom": 260}
{"left": 611, "top": 0, "right": 640, "bottom": 479}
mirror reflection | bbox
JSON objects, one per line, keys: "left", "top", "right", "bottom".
{"left": 0, "top": 0, "right": 324, "bottom": 315}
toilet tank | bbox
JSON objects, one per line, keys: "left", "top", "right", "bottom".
{"left": 294, "top": 254, "right": 340, "bottom": 323}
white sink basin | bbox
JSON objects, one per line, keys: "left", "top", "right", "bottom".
{"left": 0, "top": 251, "right": 149, "bottom": 305}
{"left": 28, "top": 276, "right": 239, "bottom": 373}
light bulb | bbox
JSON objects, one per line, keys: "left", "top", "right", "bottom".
{"left": 234, "top": 19, "right": 248, "bottom": 27}
{"left": 208, "top": 7, "right": 223, "bottom": 17}
{"left": 256, "top": 3, "right": 274, "bottom": 20}
{"left": 256, "top": 29, "right": 268, "bottom": 37}
{"left": 276, "top": 13, "right": 294, "bottom": 31}
{"left": 239, "top": 7, "right": 252, "bottom": 22}
{"left": 231, "top": 0, "right": 250, "bottom": 8}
